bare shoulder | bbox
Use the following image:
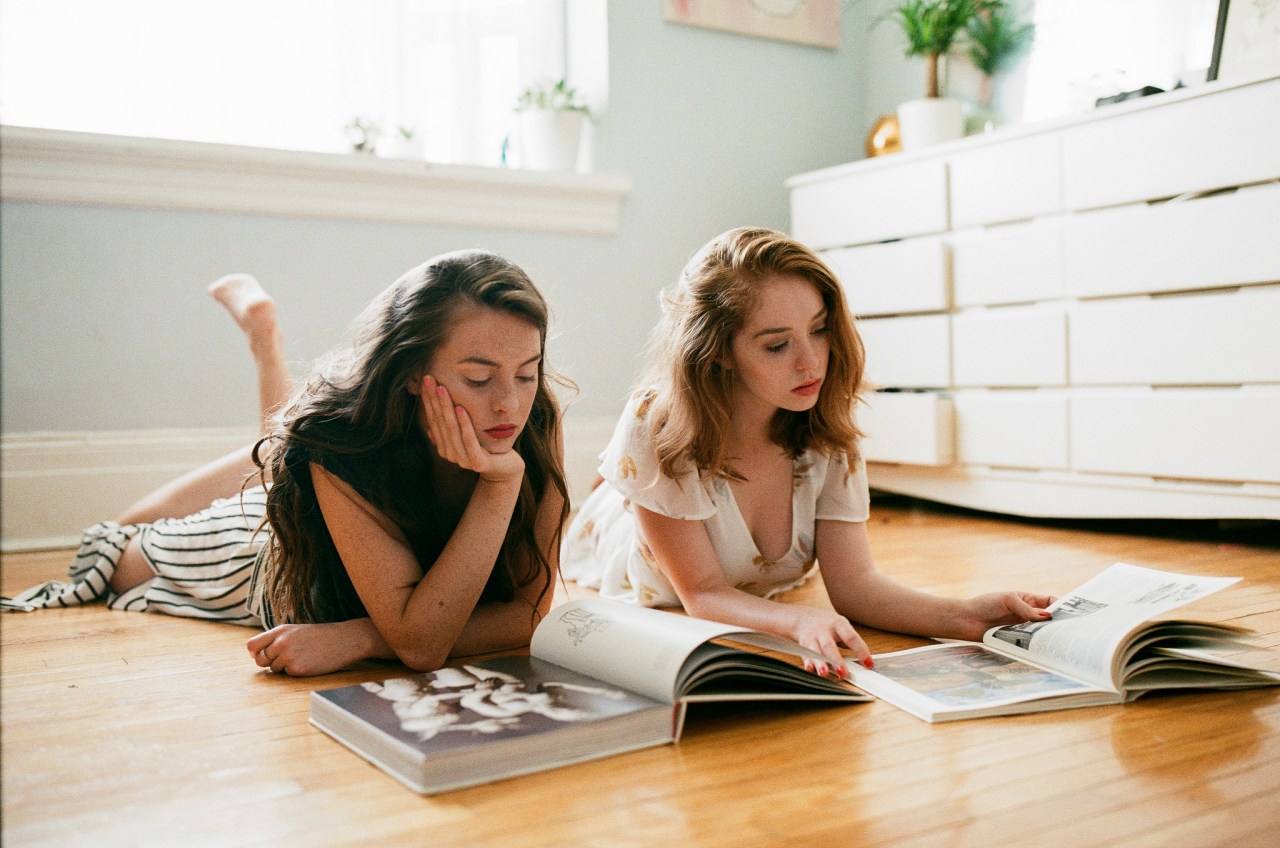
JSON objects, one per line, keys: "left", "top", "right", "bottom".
{"left": 308, "top": 462, "right": 406, "bottom": 543}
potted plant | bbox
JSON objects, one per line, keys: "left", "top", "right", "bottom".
{"left": 883, "top": 0, "right": 991, "bottom": 150}
{"left": 344, "top": 115, "right": 382, "bottom": 154}
{"left": 965, "top": 2, "right": 1035, "bottom": 130}
{"left": 514, "top": 78, "right": 592, "bottom": 171}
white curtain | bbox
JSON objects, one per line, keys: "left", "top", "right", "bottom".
{"left": 0, "top": 0, "right": 566, "bottom": 165}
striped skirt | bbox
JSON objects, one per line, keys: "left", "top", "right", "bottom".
{"left": 3, "top": 488, "right": 271, "bottom": 628}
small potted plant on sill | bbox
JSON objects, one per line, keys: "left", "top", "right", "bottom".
{"left": 883, "top": 0, "right": 992, "bottom": 151}
{"left": 344, "top": 115, "right": 382, "bottom": 154}
{"left": 513, "top": 78, "right": 592, "bottom": 171}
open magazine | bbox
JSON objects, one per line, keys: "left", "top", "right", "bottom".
{"left": 846, "top": 562, "right": 1280, "bottom": 722}
{"left": 310, "top": 597, "right": 869, "bottom": 794}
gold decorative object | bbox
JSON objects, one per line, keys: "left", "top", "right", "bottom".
{"left": 864, "top": 114, "right": 902, "bottom": 158}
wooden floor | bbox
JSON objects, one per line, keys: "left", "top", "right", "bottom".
{"left": 3, "top": 498, "right": 1279, "bottom": 848}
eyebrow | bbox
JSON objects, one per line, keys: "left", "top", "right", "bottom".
{"left": 459, "top": 354, "right": 542, "bottom": 368}
{"left": 751, "top": 308, "right": 828, "bottom": 339}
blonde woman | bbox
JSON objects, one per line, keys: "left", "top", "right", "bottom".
{"left": 563, "top": 227, "right": 1052, "bottom": 676}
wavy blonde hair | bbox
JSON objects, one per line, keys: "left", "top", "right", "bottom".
{"left": 640, "top": 227, "right": 865, "bottom": 481}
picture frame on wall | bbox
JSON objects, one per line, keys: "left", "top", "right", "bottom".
{"left": 1208, "top": 0, "right": 1280, "bottom": 82}
{"left": 663, "top": 0, "right": 840, "bottom": 50}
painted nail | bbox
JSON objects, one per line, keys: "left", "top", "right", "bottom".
{"left": 862, "top": 657, "right": 875, "bottom": 669}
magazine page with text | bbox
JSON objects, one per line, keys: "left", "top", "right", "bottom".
{"left": 981, "top": 563, "right": 1240, "bottom": 690}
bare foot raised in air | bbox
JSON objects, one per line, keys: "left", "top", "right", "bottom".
{"left": 208, "top": 273, "right": 279, "bottom": 351}
{"left": 208, "top": 273, "right": 290, "bottom": 432}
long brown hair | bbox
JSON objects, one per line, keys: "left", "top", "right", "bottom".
{"left": 255, "top": 250, "right": 569, "bottom": 623}
{"left": 641, "top": 226, "right": 865, "bottom": 481}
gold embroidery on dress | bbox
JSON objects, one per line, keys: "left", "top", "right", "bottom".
{"left": 735, "top": 581, "right": 766, "bottom": 594}
{"left": 634, "top": 390, "right": 656, "bottom": 419}
{"left": 792, "top": 459, "right": 813, "bottom": 490}
{"left": 637, "top": 583, "right": 658, "bottom": 604}
{"left": 576, "top": 519, "right": 595, "bottom": 541}
{"left": 638, "top": 542, "right": 658, "bottom": 566}
{"left": 752, "top": 554, "right": 777, "bottom": 572}
{"left": 618, "top": 454, "right": 638, "bottom": 480}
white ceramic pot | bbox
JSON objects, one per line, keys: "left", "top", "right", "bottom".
{"left": 516, "top": 109, "right": 585, "bottom": 171}
{"left": 896, "top": 97, "right": 965, "bottom": 152}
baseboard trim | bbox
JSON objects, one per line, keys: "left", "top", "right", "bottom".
{"left": 1, "top": 417, "right": 617, "bottom": 552}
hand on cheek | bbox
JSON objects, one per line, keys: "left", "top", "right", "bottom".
{"left": 420, "top": 376, "right": 524, "bottom": 483}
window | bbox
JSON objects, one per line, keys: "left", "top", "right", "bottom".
{"left": 0, "top": 0, "right": 569, "bottom": 166}
{"left": 1019, "top": 0, "right": 1219, "bottom": 122}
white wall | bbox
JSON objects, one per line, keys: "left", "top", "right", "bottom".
{"left": 0, "top": 2, "right": 869, "bottom": 547}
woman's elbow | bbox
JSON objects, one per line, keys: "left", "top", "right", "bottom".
{"left": 388, "top": 636, "right": 452, "bottom": 673}
{"left": 677, "top": 587, "right": 724, "bottom": 622}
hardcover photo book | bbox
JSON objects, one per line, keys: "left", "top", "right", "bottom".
{"left": 847, "top": 562, "right": 1280, "bottom": 722}
{"left": 311, "top": 597, "right": 870, "bottom": 794}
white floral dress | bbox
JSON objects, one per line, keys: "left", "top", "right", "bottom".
{"left": 561, "top": 391, "right": 870, "bottom": 607}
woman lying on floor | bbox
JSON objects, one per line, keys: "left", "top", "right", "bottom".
{"left": 7, "top": 252, "right": 569, "bottom": 676}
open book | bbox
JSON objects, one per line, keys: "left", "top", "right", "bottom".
{"left": 310, "top": 597, "right": 869, "bottom": 794}
{"left": 847, "top": 562, "right": 1280, "bottom": 722}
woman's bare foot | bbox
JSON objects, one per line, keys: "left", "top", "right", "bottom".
{"left": 208, "top": 273, "right": 278, "bottom": 353}
{"left": 208, "top": 273, "right": 291, "bottom": 432}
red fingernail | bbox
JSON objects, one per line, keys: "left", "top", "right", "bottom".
{"left": 863, "top": 657, "right": 874, "bottom": 669}
{"left": 436, "top": 387, "right": 445, "bottom": 398}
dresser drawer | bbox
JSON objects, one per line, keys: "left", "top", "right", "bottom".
{"left": 949, "top": 134, "right": 1063, "bottom": 227}
{"left": 952, "top": 390, "right": 1069, "bottom": 470}
{"left": 857, "top": 391, "right": 954, "bottom": 466}
{"left": 1063, "top": 182, "right": 1280, "bottom": 298}
{"left": 824, "top": 236, "right": 949, "bottom": 317}
{"left": 790, "top": 159, "right": 948, "bottom": 249}
{"left": 858, "top": 314, "right": 951, "bottom": 389}
{"left": 1063, "top": 76, "right": 1280, "bottom": 210}
{"left": 1069, "top": 285, "right": 1280, "bottom": 386}
{"left": 951, "top": 218, "right": 1064, "bottom": 306}
{"left": 1070, "top": 389, "right": 1280, "bottom": 484}
{"left": 951, "top": 305, "right": 1067, "bottom": 387}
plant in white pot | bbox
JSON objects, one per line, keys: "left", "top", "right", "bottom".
{"left": 964, "top": 1, "right": 1035, "bottom": 132}
{"left": 514, "top": 78, "right": 592, "bottom": 171}
{"left": 884, "top": 0, "right": 991, "bottom": 151}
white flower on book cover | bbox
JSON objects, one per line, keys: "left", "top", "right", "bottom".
{"left": 362, "top": 664, "right": 628, "bottom": 742}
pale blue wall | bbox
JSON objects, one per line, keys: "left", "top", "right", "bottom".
{"left": 1, "top": 2, "right": 871, "bottom": 434}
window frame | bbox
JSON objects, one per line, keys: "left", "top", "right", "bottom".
{"left": 0, "top": 125, "right": 630, "bottom": 235}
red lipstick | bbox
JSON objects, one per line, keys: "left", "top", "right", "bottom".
{"left": 793, "top": 379, "right": 822, "bottom": 397}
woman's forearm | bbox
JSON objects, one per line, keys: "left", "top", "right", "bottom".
{"left": 395, "top": 476, "right": 524, "bottom": 668}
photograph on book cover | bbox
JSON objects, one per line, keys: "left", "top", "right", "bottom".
{"left": 663, "top": 0, "right": 841, "bottom": 49}
{"left": 1208, "top": 0, "right": 1280, "bottom": 82}
{"left": 327, "top": 657, "right": 651, "bottom": 748}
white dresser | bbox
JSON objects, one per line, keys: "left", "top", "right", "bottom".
{"left": 787, "top": 73, "right": 1280, "bottom": 519}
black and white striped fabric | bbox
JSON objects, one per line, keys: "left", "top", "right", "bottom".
{"left": 2, "top": 488, "right": 271, "bottom": 628}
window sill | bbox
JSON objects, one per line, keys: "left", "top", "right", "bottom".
{"left": 0, "top": 126, "right": 631, "bottom": 236}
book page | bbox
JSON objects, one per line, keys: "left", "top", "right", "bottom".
{"left": 531, "top": 598, "right": 755, "bottom": 703}
{"left": 847, "top": 643, "right": 1114, "bottom": 721}
{"left": 981, "top": 562, "right": 1240, "bottom": 690}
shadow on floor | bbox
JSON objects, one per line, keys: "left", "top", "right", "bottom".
{"left": 868, "top": 492, "right": 1280, "bottom": 550}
